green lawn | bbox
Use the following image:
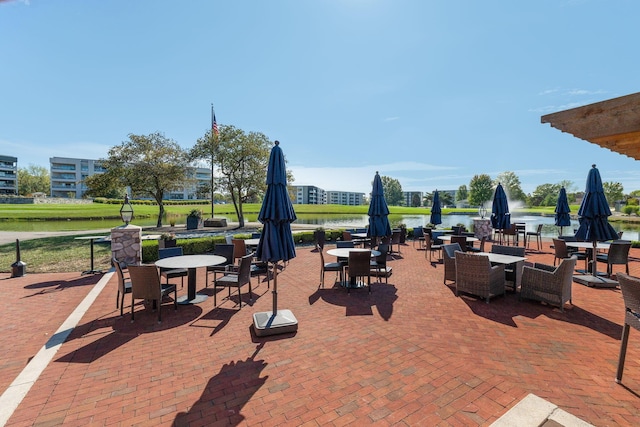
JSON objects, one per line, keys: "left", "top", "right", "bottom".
{"left": 0, "top": 201, "right": 572, "bottom": 220}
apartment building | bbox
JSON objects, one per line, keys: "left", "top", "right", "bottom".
{"left": 294, "top": 185, "right": 326, "bottom": 204}
{"left": 403, "top": 191, "right": 424, "bottom": 207}
{"left": 326, "top": 190, "right": 365, "bottom": 206}
{"left": 49, "top": 157, "right": 106, "bottom": 198}
{"left": 0, "top": 155, "right": 18, "bottom": 195}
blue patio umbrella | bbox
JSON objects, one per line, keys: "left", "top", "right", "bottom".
{"left": 554, "top": 187, "right": 571, "bottom": 236}
{"left": 430, "top": 190, "right": 442, "bottom": 226}
{"left": 490, "top": 183, "right": 511, "bottom": 232}
{"left": 253, "top": 141, "right": 298, "bottom": 336}
{"left": 574, "top": 165, "right": 619, "bottom": 279}
{"left": 367, "top": 171, "right": 391, "bottom": 241}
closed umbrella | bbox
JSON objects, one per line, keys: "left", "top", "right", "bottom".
{"left": 253, "top": 141, "right": 298, "bottom": 336}
{"left": 430, "top": 190, "right": 442, "bottom": 226}
{"left": 574, "top": 165, "right": 619, "bottom": 286}
{"left": 367, "top": 171, "right": 391, "bottom": 245}
{"left": 554, "top": 187, "right": 571, "bottom": 236}
{"left": 490, "top": 183, "right": 511, "bottom": 240}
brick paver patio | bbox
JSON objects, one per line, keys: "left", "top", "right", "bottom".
{"left": 2, "top": 239, "right": 640, "bottom": 426}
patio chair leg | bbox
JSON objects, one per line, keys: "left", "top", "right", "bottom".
{"left": 616, "top": 323, "right": 631, "bottom": 383}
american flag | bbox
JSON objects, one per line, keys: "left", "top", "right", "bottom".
{"left": 211, "top": 104, "right": 219, "bottom": 135}
{"left": 212, "top": 112, "right": 219, "bottom": 136}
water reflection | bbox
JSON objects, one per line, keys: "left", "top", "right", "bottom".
{"left": 3, "top": 213, "right": 639, "bottom": 240}
{"left": 294, "top": 213, "right": 640, "bottom": 240}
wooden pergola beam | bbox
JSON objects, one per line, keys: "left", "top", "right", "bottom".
{"left": 541, "top": 92, "right": 640, "bottom": 160}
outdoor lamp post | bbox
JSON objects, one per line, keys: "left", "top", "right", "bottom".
{"left": 478, "top": 203, "right": 487, "bottom": 219}
{"left": 120, "top": 194, "right": 134, "bottom": 225}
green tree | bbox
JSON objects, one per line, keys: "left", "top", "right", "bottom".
{"left": 439, "top": 191, "right": 454, "bottom": 207}
{"left": 468, "top": 174, "right": 493, "bottom": 207}
{"left": 456, "top": 185, "right": 468, "bottom": 203}
{"left": 381, "top": 176, "right": 403, "bottom": 206}
{"left": 83, "top": 173, "right": 126, "bottom": 199}
{"left": 411, "top": 193, "right": 421, "bottom": 207}
{"left": 17, "top": 165, "right": 49, "bottom": 196}
{"left": 100, "top": 132, "right": 191, "bottom": 227}
{"left": 528, "top": 183, "right": 560, "bottom": 207}
{"left": 200, "top": 125, "right": 272, "bottom": 227}
{"left": 423, "top": 191, "right": 433, "bottom": 207}
{"left": 495, "top": 171, "right": 526, "bottom": 202}
{"left": 603, "top": 181, "right": 624, "bottom": 206}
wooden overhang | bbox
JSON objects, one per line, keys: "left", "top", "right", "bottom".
{"left": 541, "top": 92, "right": 640, "bottom": 160}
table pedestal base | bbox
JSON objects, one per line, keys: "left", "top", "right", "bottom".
{"left": 81, "top": 269, "right": 103, "bottom": 275}
{"left": 177, "top": 294, "right": 208, "bottom": 304}
{"left": 573, "top": 275, "right": 618, "bottom": 288}
{"left": 339, "top": 280, "right": 367, "bottom": 289}
{"left": 253, "top": 310, "right": 298, "bottom": 336}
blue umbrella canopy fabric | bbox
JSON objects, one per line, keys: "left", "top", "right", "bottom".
{"left": 554, "top": 187, "right": 571, "bottom": 228}
{"left": 574, "top": 165, "right": 618, "bottom": 242}
{"left": 255, "top": 141, "right": 297, "bottom": 263}
{"left": 430, "top": 190, "right": 442, "bottom": 226}
{"left": 490, "top": 183, "right": 511, "bottom": 230}
{"left": 367, "top": 171, "right": 391, "bottom": 238}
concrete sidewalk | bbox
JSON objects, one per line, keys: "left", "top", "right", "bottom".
{"left": 1, "top": 240, "right": 639, "bottom": 426}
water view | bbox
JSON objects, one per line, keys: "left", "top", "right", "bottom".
{"left": 3, "top": 213, "right": 640, "bottom": 240}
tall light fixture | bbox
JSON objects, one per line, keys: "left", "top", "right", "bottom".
{"left": 120, "top": 194, "right": 134, "bottom": 225}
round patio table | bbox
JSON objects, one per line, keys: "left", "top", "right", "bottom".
{"left": 327, "top": 248, "right": 380, "bottom": 289}
{"left": 155, "top": 254, "right": 225, "bottom": 304}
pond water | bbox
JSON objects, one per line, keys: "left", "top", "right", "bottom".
{"left": 3, "top": 213, "right": 640, "bottom": 240}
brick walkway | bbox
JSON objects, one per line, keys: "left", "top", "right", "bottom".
{"left": 2, "top": 239, "right": 640, "bottom": 426}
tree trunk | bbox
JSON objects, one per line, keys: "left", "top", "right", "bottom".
{"left": 156, "top": 202, "right": 165, "bottom": 227}
{"left": 238, "top": 201, "right": 245, "bottom": 228}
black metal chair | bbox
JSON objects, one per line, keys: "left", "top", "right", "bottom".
{"left": 158, "top": 247, "right": 187, "bottom": 289}
{"left": 213, "top": 254, "right": 253, "bottom": 308}
{"left": 346, "top": 250, "right": 371, "bottom": 294}
{"left": 526, "top": 224, "right": 544, "bottom": 251}
{"left": 206, "top": 244, "right": 235, "bottom": 285}
{"left": 597, "top": 240, "right": 631, "bottom": 277}
{"left": 370, "top": 244, "right": 391, "bottom": 283}
{"left": 318, "top": 244, "right": 343, "bottom": 288}
{"left": 112, "top": 257, "right": 131, "bottom": 317}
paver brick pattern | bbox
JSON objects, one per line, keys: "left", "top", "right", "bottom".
{"left": 2, "top": 239, "right": 640, "bottom": 426}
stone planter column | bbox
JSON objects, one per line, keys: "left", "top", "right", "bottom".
{"left": 111, "top": 224, "right": 142, "bottom": 265}
{"left": 473, "top": 218, "right": 492, "bottom": 241}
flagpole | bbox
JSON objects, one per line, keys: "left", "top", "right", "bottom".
{"left": 210, "top": 103, "right": 216, "bottom": 219}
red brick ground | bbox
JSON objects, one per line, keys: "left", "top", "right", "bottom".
{"left": 3, "top": 239, "right": 640, "bottom": 426}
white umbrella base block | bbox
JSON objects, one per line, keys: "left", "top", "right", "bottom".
{"left": 573, "top": 275, "right": 618, "bottom": 288}
{"left": 253, "top": 310, "right": 298, "bottom": 337}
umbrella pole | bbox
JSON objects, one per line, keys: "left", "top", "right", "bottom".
{"left": 252, "top": 260, "right": 298, "bottom": 336}
{"left": 272, "top": 261, "right": 278, "bottom": 315}
{"left": 592, "top": 241, "right": 598, "bottom": 277}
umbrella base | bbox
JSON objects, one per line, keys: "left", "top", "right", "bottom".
{"left": 253, "top": 310, "right": 298, "bottom": 337}
{"left": 573, "top": 275, "right": 618, "bottom": 288}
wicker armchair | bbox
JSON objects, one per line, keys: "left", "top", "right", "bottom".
{"left": 519, "top": 256, "right": 576, "bottom": 312}
{"left": 615, "top": 273, "right": 640, "bottom": 383}
{"left": 454, "top": 251, "right": 505, "bottom": 303}
{"left": 442, "top": 243, "right": 461, "bottom": 285}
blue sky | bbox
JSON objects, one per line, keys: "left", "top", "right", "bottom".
{"left": 2, "top": 0, "right": 640, "bottom": 196}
